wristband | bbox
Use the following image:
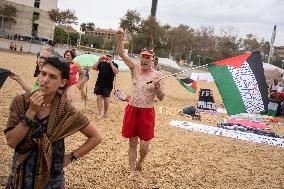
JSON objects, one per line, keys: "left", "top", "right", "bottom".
{"left": 19, "top": 113, "right": 36, "bottom": 127}
{"left": 70, "top": 152, "right": 78, "bottom": 162}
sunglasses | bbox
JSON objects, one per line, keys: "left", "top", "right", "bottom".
{"left": 39, "top": 56, "right": 48, "bottom": 61}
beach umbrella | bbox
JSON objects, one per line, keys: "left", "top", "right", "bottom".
{"left": 74, "top": 54, "right": 100, "bottom": 68}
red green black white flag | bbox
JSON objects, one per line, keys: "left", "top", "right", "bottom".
{"left": 176, "top": 77, "right": 197, "bottom": 94}
{"left": 208, "top": 51, "right": 268, "bottom": 115}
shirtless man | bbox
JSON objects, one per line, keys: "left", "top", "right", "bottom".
{"left": 116, "top": 29, "right": 165, "bottom": 178}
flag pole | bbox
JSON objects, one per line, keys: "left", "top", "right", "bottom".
{"left": 146, "top": 64, "right": 209, "bottom": 84}
{"left": 85, "top": 81, "right": 87, "bottom": 107}
{"left": 268, "top": 25, "right": 277, "bottom": 64}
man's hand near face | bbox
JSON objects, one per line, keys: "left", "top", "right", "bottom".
{"left": 27, "top": 91, "right": 45, "bottom": 118}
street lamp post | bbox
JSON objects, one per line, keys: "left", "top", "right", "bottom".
{"left": 188, "top": 50, "right": 192, "bottom": 66}
{"left": 78, "top": 26, "right": 82, "bottom": 47}
{"left": 197, "top": 55, "right": 200, "bottom": 66}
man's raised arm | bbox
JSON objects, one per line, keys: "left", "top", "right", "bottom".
{"left": 116, "top": 29, "right": 136, "bottom": 70}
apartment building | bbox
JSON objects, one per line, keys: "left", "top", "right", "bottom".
{"left": 0, "top": 0, "right": 58, "bottom": 41}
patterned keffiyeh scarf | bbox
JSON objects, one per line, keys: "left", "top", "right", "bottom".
{"left": 5, "top": 92, "right": 90, "bottom": 189}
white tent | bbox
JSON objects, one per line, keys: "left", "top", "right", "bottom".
{"left": 263, "top": 63, "right": 284, "bottom": 73}
{"left": 158, "top": 58, "right": 182, "bottom": 70}
{"left": 113, "top": 60, "right": 130, "bottom": 72}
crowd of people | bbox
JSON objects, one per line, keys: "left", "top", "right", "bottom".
{"left": 9, "top": 42, "right": 23, "bottom": 52}
{"left": 268, "top": 79, "right": 284, "bottom": 116}
{"left": 3, "top": 27, "right": 284, "bottom": 188}
{"left": 4, "top": 29, "right": 164, "bottom": 188}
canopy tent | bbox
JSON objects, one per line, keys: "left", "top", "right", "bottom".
{"left": 113, "top": 60, "right": 130, "bottom": 72}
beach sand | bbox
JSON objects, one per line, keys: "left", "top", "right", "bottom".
{"left": 0, "top": 51, "right": 284, "bottom": 189}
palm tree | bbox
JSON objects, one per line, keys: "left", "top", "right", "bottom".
{"left": 86, "top": 22, "right": 95, "bottom": 32}
{"left": 80, "top": 23, "right": 87, "bottom": 33}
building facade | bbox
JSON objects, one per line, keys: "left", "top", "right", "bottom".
{"left": 274, "top": 46, "right": 284, "bottom": 59}
{"left": 86, "top": 28, "right": 116, "bottom": 40}
{"left": 86, "top": 28, "right": 131, "bottom": 44}
{"left": 0, "top": 0, "right": 58, "bottom": 41}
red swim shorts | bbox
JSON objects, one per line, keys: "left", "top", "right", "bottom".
{"left": 122, "top": 104, "right": 155, "bottom": 141}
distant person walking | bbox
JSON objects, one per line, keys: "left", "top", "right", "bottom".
{"left": 93, "top": 54, "right": 118, "bottom": 118}
{"left": 64, "top": 50, "right": 87, "bottom": 102}
{"left": 13, "top": 43, "right": 17, "bottom": 51}
{"left": 9, "top": 42, "right": 13, "bottom": 50}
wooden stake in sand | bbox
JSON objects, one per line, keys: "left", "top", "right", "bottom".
{"left": 146, "top": 64, "right": 209, "bottom": 84}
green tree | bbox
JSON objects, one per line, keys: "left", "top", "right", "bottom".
{"left": 120, "top": 9, "right": 141, "bottom": 56}
{"left": 53, "top": 26, "right": 67, "bottom": 44}
{"left": 241, "top": 34, "right": 260, "bottom": 52}
{"left": 49, "top": 9, "right": 78, "bottom": 26}
{"left": 86, "top": 22, "right": 95, "bottom": 32}
{"left": 140, "top": 16, "right": 162, "bottom": 50}
{"left": 80, "top": 23, "right": 87, "bottom": 33}
{"left": 167, "top": 24, "right": 195, "bottom": 61}
{"left": 48, "top": 8, "right": 78, "bottom": 44}
{"left": 80, "top": 34, "right": 104, "bottom": 48}
{"left": 0, "top": 4, "right": 17, "bottom": 37}
{"left": 260, "top": 41, "right": 270, "bottom": 62}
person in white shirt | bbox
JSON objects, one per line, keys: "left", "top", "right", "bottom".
{"left": 269, "top": 79, "right": 282, "bottom": 93}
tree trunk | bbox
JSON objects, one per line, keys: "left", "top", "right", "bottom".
{"left": 67, "top": 31, "right": 70, "bottom": 46}
{"left": 130, "top": 33, "right": 134, "bottom": 57}
{"left": 1, "top": 16, "right": 4, "bottom": 37}
{"left": 130, "top": 40, "right": 134, "bottom": 57}
{"left": 151, "top": 34, "right": 154, "bottom": 50}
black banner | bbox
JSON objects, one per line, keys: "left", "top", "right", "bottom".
{"left": 197, "top": 89, "right": 216, "bottom": 111}
{"left": 0, "top": 68, "right": 11, "bottom": 89}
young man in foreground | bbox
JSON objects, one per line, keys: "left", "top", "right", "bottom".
{"left": 5, "top": 56, "right": 102, "bottom": 188}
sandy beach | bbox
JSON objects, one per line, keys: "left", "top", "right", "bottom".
{"left": 0, "top": 51, "right": 284, "bottom": 189}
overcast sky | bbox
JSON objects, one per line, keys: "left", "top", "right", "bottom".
{"left": 58, "top": 0, "right": 284, "bottom": 46}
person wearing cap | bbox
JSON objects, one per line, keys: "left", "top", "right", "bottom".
{"left": 116, "top": 29, "right": 165, "bottom": 178}
{"left": 92, "top": 54, "right": 119, "bottom": 118}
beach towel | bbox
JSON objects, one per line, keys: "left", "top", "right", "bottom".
{"left": 226, "top": 118, "right": 270, "bottom": 129}
{"left": 169, "top": 120, "right": 284, "bottom": 148}
{"left": 218, "top": 122, "right": 280, "bottom": 138}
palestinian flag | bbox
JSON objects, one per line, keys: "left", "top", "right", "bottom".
{"left": 0, "top": 68, "right": 11, "bottom": 89}
{"left": 208, "top": 51, "right": 268, "bottom": 115}
{"left": 176, "top": 77, "right": 197, "bottom": 94}
{"left": 267, "top": 100, "right": 278, "bottom": 117}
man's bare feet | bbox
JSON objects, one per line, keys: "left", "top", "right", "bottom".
{"left": 135, "top": 161, "right": 143, "bottom": 171}
{"left": 97, "top": 114, "right": 104, "bottom": 119}
{"left": 128, "top": 171, "right": 135, "bottom": 179}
